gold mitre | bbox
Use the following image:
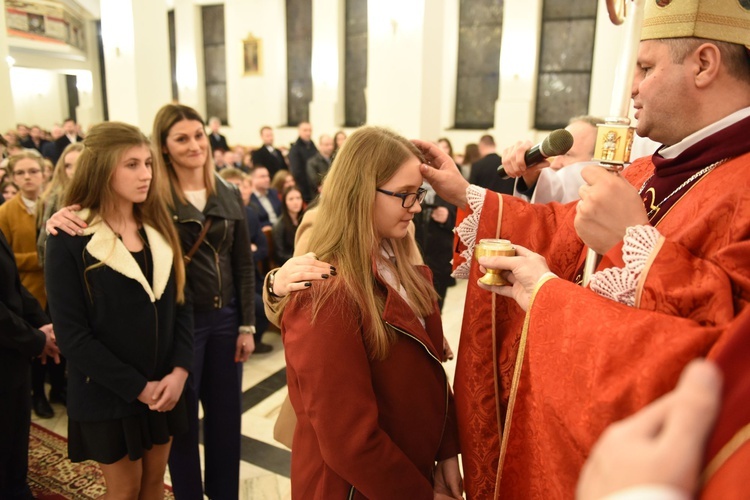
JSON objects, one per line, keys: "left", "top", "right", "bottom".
{"left": 641, "top": 0, "right": 750, "bottom": 50}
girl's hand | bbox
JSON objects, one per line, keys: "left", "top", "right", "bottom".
{"left": 149, "top": 368, "right": 189, "bottom": 412}
{"left": 137, "top": 381, "right": 160, "bottom": 406}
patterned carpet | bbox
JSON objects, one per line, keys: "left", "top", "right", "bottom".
{"left": 28, "top": 423, "right": 174, "bottom": 499}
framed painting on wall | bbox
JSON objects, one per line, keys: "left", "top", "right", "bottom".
{"left": 243, "top": 34, "right": 263, "bottom": 76}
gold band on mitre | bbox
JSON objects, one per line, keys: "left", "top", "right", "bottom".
{"left": 641, "top": 0, "right": 750, "bottom": 50}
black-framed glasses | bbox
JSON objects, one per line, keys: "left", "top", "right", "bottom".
{"left": 376, "top": 187, "right": 427, "bottom": 208}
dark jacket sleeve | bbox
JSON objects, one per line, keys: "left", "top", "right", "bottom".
{"left": 0, "top": 227, "right": 48, "bottom": 356}
{"left": 0, "top": 286, "right": 47, "bottom": 356}
{"left": 271, "top": 220, "right": 292, "bottom": 264}
{"left": 45, "top": 233, "right": 148, "bottom": 403}
{"left": 170, "top": 299, "right": 194, "bottom": 371}
{"left": 246, "top": 206, "right": 268, "bottom": 262}
{"left": 230, "top": 190, "right": 256, "bottom": 327}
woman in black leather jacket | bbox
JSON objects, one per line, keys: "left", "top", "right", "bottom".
{"left": 154, "top": 104, "right": 254, "bottom": 500}
{"left": 46, "top": 105, "right": 255, "bottom": 500}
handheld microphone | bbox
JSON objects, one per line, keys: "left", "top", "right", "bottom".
{"left": 497, "top": 129, "right": 574, "bottom": 179}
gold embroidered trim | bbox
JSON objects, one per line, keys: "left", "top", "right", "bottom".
{"left": 495, "top": 272, "right": 556, "bottom": 494}
{"left": 492, "top": 192, "right": 503, "bottom": 500}
{"left": 635, "top": 235, "right": 665, "bottom": 308}
{"left": 700, "top": 423, "right": 750, "bottom": 488}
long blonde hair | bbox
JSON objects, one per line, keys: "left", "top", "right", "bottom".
{"left": 152, "top": 104, "right": 216, "bottom": 207}
{"left": 301, "top": 126, "right": 437, "bottom": 360}
{"left": 37, "top": 142, "right": 84, "bottom": 227}
{"left": 64, "top": 122, "right": 186, "bottom": 303}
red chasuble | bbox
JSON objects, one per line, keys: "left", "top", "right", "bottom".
{"left": 454, "top": 151, "right": 750, "bottom": 499}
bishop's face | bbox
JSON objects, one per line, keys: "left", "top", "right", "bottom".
{"left": 631, "top": 40, "right": 696, "bottom": 146}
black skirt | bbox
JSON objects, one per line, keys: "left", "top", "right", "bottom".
{"left": 67, "top": 396, "right": 188, "bottom": 464}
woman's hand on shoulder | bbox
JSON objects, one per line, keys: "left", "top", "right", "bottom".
{"left": 148, "top": 368, "right": 189, "bottom": 412}
{"left": 270, "top": 252, "right": 336, "bottom": 297}
{"left": 46, "top": 204, "right": 87, "bottom": 236}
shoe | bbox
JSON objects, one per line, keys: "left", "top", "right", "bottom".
{"left": 49, "top": 389, "right": 67, "bottom": 406}
{"left": 32, "top": 394, "right": 54, "bottom": 419}
{"left": 253, "top": 342, "right": 273, "bottom": 354}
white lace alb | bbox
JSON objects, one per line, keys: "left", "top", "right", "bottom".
{"left": 589, "top": 225, "right": 661, "bottom": 306}
{"left": 452, "top": 185, "right": 487, "bottom": 279}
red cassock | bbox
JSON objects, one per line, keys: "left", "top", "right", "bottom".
{"left": 453, "top": 152, "right": 750, "bottom": 499}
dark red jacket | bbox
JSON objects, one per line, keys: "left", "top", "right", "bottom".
{"left": 282, "top": 266, "right": 460, "bottom": 499}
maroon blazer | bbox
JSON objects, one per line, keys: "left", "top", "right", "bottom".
{"left": 282, "top": 266, "right": 459, "bottom": 499}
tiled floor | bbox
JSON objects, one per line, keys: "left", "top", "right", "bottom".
{"left": 34, "top": 280, "right": 468, "bottom": 499}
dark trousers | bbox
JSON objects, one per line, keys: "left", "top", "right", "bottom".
{"left": 168, "top": 304, "right": 243, "bottom": 500}
{"left": 0, "top": 369, "right": 34, "bottom": 499}
{"left": 254, "top": 291, "right": 269, "bottom": 344}
{"left": 31, "top": 355, "right": 66, "bottom": 397}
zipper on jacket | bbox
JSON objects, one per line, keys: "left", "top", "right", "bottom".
{"left": 203, "top": 218, "right": 228, "bottom": 309}
{"left": 183, "top": 217, "right": 227, "bottom": 309}
{"left": 214, "top": 251, "right": 222, "bottom": 307}
{"left": 384, "top": 322, "right": 442, "bottom": 364}
{"left": 385, "top": 322, "right": 451, "bottom": 459}
{"left": 152, "top": 302, "right": 159, "bottom": 374}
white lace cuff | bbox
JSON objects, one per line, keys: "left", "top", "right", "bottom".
{"left": 452, "top": 185, "right": 487, "bottom": 279}
{"left": 589, "top": 225, "right": 661, "bottom": 306}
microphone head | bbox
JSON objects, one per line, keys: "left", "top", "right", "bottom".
{"left": 540, "top": 129, "right": 574, "bottom": 157}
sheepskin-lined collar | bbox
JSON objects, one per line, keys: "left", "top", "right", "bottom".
{"left": 78, "top": 209, "right": 173, "bottom": 302}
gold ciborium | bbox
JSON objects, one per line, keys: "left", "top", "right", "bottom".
{"left": 475, "top": 239, "right": 515, "bottom": 286}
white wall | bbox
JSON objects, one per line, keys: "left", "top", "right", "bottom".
{"left": 100, "top": 0, "right": 172, "bottom": 133}
{"left": 9, "top": 67, "right": 68, "bottom": 127}
{"left": 209, "top": 0, "right": 626, "bottom": 151}
{"left": 2, "top": 0, "right": 632, "bottom": 155}
{"left": 223, "top": 0, "right": 289, "bottom": 148}
{"left": 4, "top": 3, "right": 104, "bottom": 132}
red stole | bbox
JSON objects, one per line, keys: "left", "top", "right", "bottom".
{"left": 641, "top": 114, "right": 750, "bottom": 225}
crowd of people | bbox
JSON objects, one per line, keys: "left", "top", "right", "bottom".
{"left": 2, "top": 0, "right": 749, "bottom": 498}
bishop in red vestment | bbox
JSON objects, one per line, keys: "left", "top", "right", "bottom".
{"left": 414, "top": 1, "right": 750, "bottom": 495}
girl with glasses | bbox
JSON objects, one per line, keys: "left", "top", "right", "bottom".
{"left": 279, "top": 126, "right": 462, "bottom": 499}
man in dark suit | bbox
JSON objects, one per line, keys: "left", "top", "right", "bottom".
{"left": 40, "top": 125, "right": 63, "bottom": 161}
{"left": 19, "top": 126, "right": 48, "bottom": 155}
{"left": 208, "top": 116, "right": 229, "bottom": 153}
{"left": 51, "top": 118, "right": 83, "bottom": 164}
{"left": 0, "top": 230, "right": 59, "bottom": 499}
{"left": 248, "top": 166, "right": 282, "bottom": 228}
{"left": 251, "top": 126, "right": 287, "bottom": 179}
{"left": 288, "top": 122, "right": 318, "bottom": 203}
{"left": 469, "top": 134, "right": 515, "bottom": 195}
